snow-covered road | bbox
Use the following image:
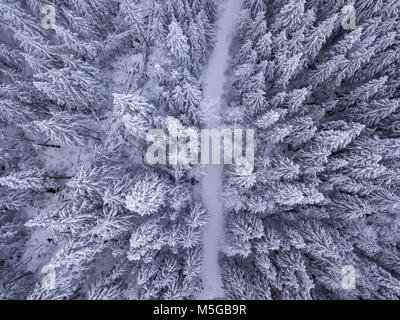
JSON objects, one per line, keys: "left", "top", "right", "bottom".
{"left": 199, "top": 0, "right": 243, "bottom": 299}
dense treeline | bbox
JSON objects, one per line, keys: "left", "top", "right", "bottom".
{"left": 0, "top": 0, "right": 217, "bottom": 299}
{"left": 221, "top": 0, "right": 400, "bottom": 300}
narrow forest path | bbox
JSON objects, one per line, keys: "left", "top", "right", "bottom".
{"left": 199, "top": 0, "right": 243, "bottom": 300}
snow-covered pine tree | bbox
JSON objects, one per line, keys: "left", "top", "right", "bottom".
{"left": 0, "top": 0, "right": 127, "bottom": 298}
{"left": 0, "top": 0, "right": 219, "bottom": 300}
{"left": 222, "top": 0, "right": 400, "bottom": 300}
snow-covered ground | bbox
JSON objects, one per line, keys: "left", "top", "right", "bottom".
{"left": 199, "top": 0, "right": 243, "bottom": 300}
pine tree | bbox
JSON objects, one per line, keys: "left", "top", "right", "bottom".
{"left": 222, "top": 0, "right": 400, "bottom": 300}
{"left": 166, "top": 18, "right": 190, "bottom": 64}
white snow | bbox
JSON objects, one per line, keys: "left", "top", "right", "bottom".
{"left": 199, "top": 0, "right": 243, "bottom": 300}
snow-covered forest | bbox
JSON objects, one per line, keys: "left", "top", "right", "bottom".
{"left": 221, "top": 0, "right": 400, "bottom": 300}
{"left": 0, "top": 0, "right": 400, "bottom": 300}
